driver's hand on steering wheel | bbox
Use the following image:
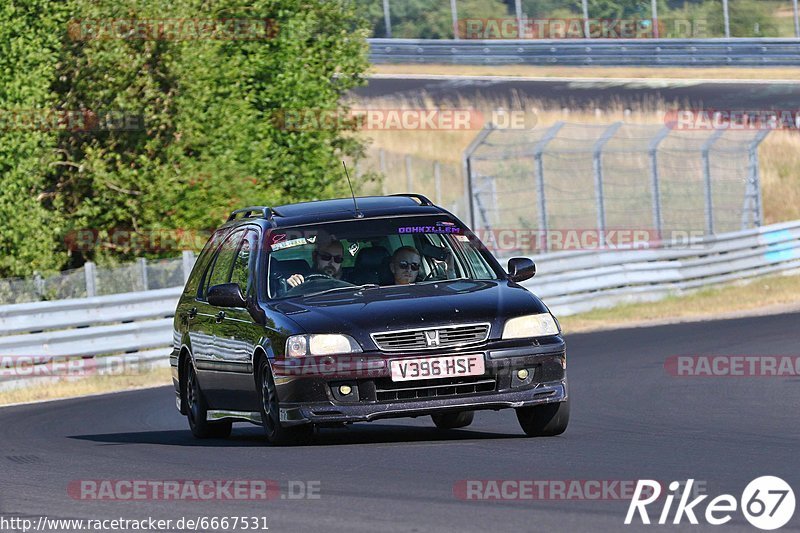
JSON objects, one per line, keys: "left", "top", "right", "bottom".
{"left": 286, "top": 274, "right": 305, "bottom": 288}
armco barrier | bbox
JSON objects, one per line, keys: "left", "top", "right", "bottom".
{"left": 0, "top": 220, "right": 798, "bottom": 391}
{"left": 522, "top": 220, "right": 800, "bottom": 315}
{"left": 368, "top": 38, "right": 800, "bottom": 66}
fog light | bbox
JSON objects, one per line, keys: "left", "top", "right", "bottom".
{"left": 517, "top": 369, "right": 529, "bottom": 380}
{"left": 339, "top": 385, "right": 352, "bottom": 396}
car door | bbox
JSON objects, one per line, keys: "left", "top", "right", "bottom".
{"left": 191, "top": 229, "right": 245, "bottom": 377}
{"left": 202, "top": 228, "right": 264, "bottom": 408}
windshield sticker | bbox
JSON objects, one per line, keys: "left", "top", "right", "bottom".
{"left": 348, "top": 242, "right": 359, "bottom": 256}
{"left": 271, "top": 237, "right": 307, "bottom": 251}
{"left": 455, "top": 234, "right": 470, "bottom": 242}
{"left": 398, "top": 225, "right": 461, "bottom": 234}
{"left": 270, "top": 233, "right": 287, "bottom": 245}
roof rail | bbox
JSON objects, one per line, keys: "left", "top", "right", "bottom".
{"left": 227, "top": 206, "right": 280, "bottom": 222}
{"left": 390, "top": 193, "right": 434, "bottom": 206}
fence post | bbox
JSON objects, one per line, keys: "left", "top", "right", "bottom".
{"left": 651, "top": 0, "right": 659, "bottom": 38}
{"left": 722, "top": 0, "right": 730, "bottom": 37}
{"left": 582, "top": 0, "right": 591, "bottom": 38}
{"left": 462, "top": 123, "right": 496, "bottom": 227}
{"left": 434, "top": 161, "right": 442, "bottom": 205}
{"left": 592, "top": 122, "right": 623, "bottom": 247}
{"left": 33, "top": 272, "right": 44, "bottom": 300}
{"left": 648, "top": 126, "right": 671, "bottom": 241}
{"left": 746, "top": 131, "right": 770, "bottom": 227}
{"left": 515, "top": 0, "right": 524, "bottom": 36}
{"left": 450, "top": 0, "right": 459, "bottom": 39}
{"left": 84, "top": 261, "right": 97, "bottom": 297}
{"left": 701, "top": 129, "right": 725, "bottom": 235}
{"left": 532, "top": 122, "right": 565, "bottom": 252}
{"left": 139, "top": 257, "right": 149, "bottom": 291}
{"left": 182, "top": 250, "right": 195, "bottom": 284}
{"left": 794, "top": 0, "right": 800, "bottom": 38}
{"left": 382, "top": 0, "right": 392, "bottom": 38}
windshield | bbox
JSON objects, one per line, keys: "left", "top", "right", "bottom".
{"left": 266, "top": 216, "right": 501, "bottom": 299}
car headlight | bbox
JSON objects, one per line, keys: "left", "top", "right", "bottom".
{"left": 285, "top": 334, "right": 363, "bottom": 357}
{"left": 502, "top": 313, "right": 560, "bottom": 339}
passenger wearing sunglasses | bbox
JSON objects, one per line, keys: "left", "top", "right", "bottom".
{"left": 286, "top": 239, "right": 344, "bottom": 288}
{"left": 389, "top": 246, "right": 423, "bottom": 285}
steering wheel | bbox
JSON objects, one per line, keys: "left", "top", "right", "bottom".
{"left": 302, "top": 273, "right": 332, "bottom": 282}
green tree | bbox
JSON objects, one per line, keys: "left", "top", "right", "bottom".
{"left": 0, "top": 0, "right": 71, "bottom": 277}
{"left": 47, "top": 0, "right": 370, "bottom": 268}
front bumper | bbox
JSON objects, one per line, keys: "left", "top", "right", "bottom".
{"left": 273, "top": 340, "right": 568, "bottom": 426}
{"left": 279, "top": 378, "right": 567, "bottom": 425}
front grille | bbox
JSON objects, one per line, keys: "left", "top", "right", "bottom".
{"left": 374, "top": 375, "right": 497, "bottom": 402}
{"left": 371, "top": 323, "right": 490, "bottom": 352}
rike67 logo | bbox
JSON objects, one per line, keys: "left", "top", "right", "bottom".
{"left": 625, "top": 477, "right": 796, "bottom": 530}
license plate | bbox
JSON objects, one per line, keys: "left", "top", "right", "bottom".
{"left": 390, "top": 354, "right": 485, "bottom": 382}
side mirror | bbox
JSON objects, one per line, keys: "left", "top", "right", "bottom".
{"left": 507, "top": 257, "right": 536, "bottom": 283}
{"left": 208, "top": 283, "right": 247, "bottom": 308}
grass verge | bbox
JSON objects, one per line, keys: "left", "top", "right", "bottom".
{"left": 370, "top": 64, "right": 800, "bottom": 81}
{"left": 559, "top": 271, "right": 800, "bottom": 333}
{"left": 0, "top": 365, "right": 172, "bottom": 408}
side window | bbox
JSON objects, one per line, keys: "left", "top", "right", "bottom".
{"left": 202, "top": 230, "right": 245, "bottom": 298}
{"left": 230, "top": 231, "right": 256, "bottom": 295}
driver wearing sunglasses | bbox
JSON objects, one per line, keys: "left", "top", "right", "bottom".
{"left": 286, "top": 239, "right": 344, "bottom": 288}
{"left": 389, "top": 246, "right": 422, "bottom": 285}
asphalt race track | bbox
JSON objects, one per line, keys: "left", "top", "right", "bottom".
{"left": 355, "top": 75, "right": 800, "bottom": 110}
{"left": 1, "top": 313, "right": 799, "bottom": 533}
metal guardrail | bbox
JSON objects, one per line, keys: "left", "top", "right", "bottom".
{"left": 0, "top": 220, "right": 798, "bottom": 391}
{"left": 522, "top": 220, "right": 800, "bottom": 315}
{"left": 369, "top": 38, "right": 800, "bottom": 66}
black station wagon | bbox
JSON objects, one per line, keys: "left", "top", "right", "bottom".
{"left": 171, "top": 195, "right": 569, "bottom": 445}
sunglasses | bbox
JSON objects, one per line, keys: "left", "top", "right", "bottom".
{"left": 396, "top": 260, "right": 420, "bottom": 271}
{"left": 317, "top": 251, "right": 343, "bottom": 263}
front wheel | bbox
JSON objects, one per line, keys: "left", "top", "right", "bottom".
{"left": 431, "top": 411, "right": 474, "bottom": 429}
{"left": 516, "top": 399, "right": 569, "bottom": 437}
{"left": 257, "top": 357, "right": 314, "bottom": 446}
{"left": 184, "top": 359, "right": 232, "bottom": 439}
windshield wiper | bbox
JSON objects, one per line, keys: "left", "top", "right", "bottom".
{"left": 302, "top": 284, "right": 381, "bottom": 299}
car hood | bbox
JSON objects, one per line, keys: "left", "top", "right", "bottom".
{"left": 268, "top": 280, "right": 549, "bottom": 345}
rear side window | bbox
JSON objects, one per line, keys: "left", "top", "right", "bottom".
{"left": 230, "top": 230, "right": 257, "bottom": 296}
{"left": 201, "top": 230, "right": 245, "bottom": 298}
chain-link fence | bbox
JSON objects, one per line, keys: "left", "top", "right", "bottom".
{"left": 465, "top": 122, "right": 769, "bottom": 254}
{"left": 0, "top": 253, "right": 194, "bottom": 305}
{"left": 359, "top": 0, "right": 800, "bottom": 39}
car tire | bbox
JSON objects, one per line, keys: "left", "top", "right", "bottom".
{"left": 257, "top": 357, "right": 314, "bottom": 446}
{"left": 516, "top": 399, "right": 569, "bottom": 437}
{"left": 431, "top": 410, "right": 474, "bottom": 429}
{"left": 184, "top": 358, "right": 232, "bottom": 439}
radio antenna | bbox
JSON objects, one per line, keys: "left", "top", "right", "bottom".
{"left": 342, "top": 161, "right": 363, "bottom": 218}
